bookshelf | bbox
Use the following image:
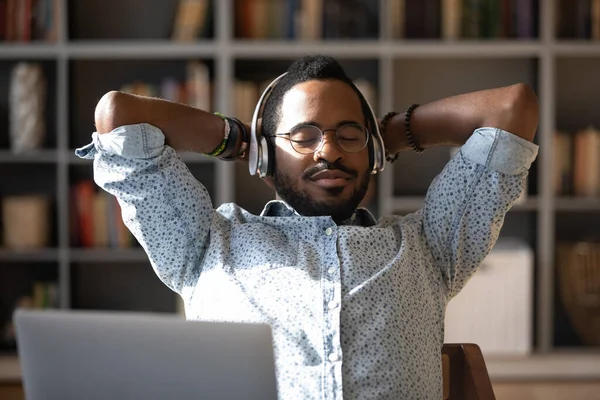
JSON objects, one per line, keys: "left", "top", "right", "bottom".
{"left": 0, "top": 0, "right": 599, "bottom": 384}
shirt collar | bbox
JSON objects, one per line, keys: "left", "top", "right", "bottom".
{"left": 260, "top": 200, "right": 377, "bottom": 227}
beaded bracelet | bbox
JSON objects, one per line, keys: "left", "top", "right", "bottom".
{"left": 207, "top": 112, "right": 230, "bottom": 157}
{"left": 405, "top": 104, "right": 424, "bottom": 154}
{"left": 380, "top": 104, "right": 424, "bottom": 163}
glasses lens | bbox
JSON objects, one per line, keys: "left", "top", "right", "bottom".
{"left": 289, "top": 125, "right": 322, "bottom": 154}
{"left": 336, "top": 124, "right": 368, "bottom": 153}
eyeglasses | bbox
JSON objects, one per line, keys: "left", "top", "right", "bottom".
{"left": 270, "top": 124, "right": 370, "bottom": 155}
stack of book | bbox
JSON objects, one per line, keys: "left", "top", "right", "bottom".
{"left": 0, "top": 0, "right": 59, "bottom": 42}
{"left": 554, "top": 126, "right": 600, "bottom": 197}
{"left": 390, "top": 0, "right": 538, "bottom": 40}
{"left": 557, "top": 0, "right": 600, "bottom": 40}
{"left": 120, "top": 61, "right": 212, "bottom": 112}
{"left": 70, "top": 180, "right": 135, "bottom": 249}
{"left": 234, "top": 0, "right": 379, "bottom": 40}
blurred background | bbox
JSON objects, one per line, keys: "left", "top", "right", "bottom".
{"left": 0, "top": 0, "right": 599, "bottom": 399}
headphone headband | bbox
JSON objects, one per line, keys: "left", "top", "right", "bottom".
{"left": 249, "top": 72, "right": 288, "bottom": 177}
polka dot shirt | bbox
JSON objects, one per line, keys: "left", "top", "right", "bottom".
{"left": 76, "top": 124, "right": 538, "bottom": 400}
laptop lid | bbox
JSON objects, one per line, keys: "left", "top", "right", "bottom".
{"left": 14, "top": 309, "right": 278, "bottom": 400}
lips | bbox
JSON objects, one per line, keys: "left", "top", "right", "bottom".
{"left": 309, "top": 170, "right": 352, "bottom": 181}
{"left": 308, "top": 169, "right": 353, "bottom": 189}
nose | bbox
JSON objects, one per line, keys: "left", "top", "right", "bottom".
{"left": 313, "top": 131, "right": 343, "bottom": 164}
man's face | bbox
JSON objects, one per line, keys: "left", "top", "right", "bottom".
{"left": 272, "top": 79, "right": 371, "bottom": 223}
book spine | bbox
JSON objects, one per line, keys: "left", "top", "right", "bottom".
{"left": 442, "top": 0, "right": 461, "bottom": 40}
{"left": 516, "top": 0, "right": 534, "bottom": 38}
{"left": 462, "top": 0, "right": 483, "bottom": 39}
{"left": 576, "top": 0, "right": 592, "bottom": 39}
{"left": 593, "top": 0, "right": 600, "bottom": 39}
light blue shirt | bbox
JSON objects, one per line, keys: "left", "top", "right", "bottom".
{"left": 76, "top": 124, "right": 538, "bottom": 400}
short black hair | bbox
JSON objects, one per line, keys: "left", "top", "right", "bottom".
{"left": 262, "top": 55, "right": 374, "bottom": 139}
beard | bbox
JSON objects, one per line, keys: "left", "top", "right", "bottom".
{"left": 273, "top": 161, "right": 371, "bottom": 224}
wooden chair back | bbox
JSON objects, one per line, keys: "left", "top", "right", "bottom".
{"left": 442, "top": 343, "right": 496, "bottom": 400}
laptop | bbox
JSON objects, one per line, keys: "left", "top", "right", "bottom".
{"left": 14, "top": 309, "right": 278, "bottom": 400}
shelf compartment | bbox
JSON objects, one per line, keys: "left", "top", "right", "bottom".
{"left": 0, "top": 164, "right": 59, "bottom": 248}
{"left": 0, "top": 262, "right": 59, "bottom": 353}
{"left": 69, "top": 58, "right": 215, "bottom": 149}
{"left": 68, "top": 163, "right": 215, "bottom": 248}
{"left": 553, "top": 212, "right": 600, "bottom": 349}
{"left": 69, "top": 0, "right": 214, "bottom": 41}
{"left": 391, "top": 57, "right": 539, "bottom": 198}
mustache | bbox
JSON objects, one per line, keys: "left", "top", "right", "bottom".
{"left": 302, "top": 161, "right": 358, "bottom": 180}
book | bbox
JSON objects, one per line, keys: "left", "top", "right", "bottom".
{"left": 71, "top": 180, "right": 135, "bottom": 248}
{"left": 171, "top": 0, "right": 210, "bottom": 41}
{"left": 573, "top": 126, "right": 600, "bottom": 197}
{"left": 442, "top": 0, "right": 461, "bottom": 40}
{"left": 554, "top": 130, "right": 573, "bottom": 195}
{"left": 405, "top": 0, "right": 440, "bottom": 39}
{"left": 93, "top": 192, "right": 108, "bottom": 248}
{"left": 516, "top": 0, "right": 535, "bottom": 38}
{"left": 390, "top": 0, "right": 405, "bottom": 39}
{"left": 462, "top": 0, "right": 484, "bottom": 39}
{"left": 592, "top": 0, "right": 600, "bottom": 39}
{"left": 301, "top": 0, "right": 323, "bottom": 40}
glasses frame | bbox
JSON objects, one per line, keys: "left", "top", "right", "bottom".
{"left": 270, "top": 123, "right": 371, "bottom": 155}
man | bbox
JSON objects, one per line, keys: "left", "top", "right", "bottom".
{"left": 77, "top": 55, "right": 539, "bottom": 399}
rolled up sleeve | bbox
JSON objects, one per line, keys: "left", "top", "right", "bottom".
{"left": 75, "top": 123, "right": 214, "bottom": 294}
{"left": 422, "top": 127, "right": 539, "bottom": 298}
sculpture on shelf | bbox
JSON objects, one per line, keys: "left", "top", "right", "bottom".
{"left": 558, "top": 241, "right": 600, "bottom": 346}
{"left": 9, "top": 62, "right": 47, "bottom": 154}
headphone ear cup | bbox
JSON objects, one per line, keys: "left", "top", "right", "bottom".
{"left": 372, "top": 133, "right": 385, "bottom": 173}
{"left": 267, "top": 138, "right": 276, "bottom": 177}
{"left": 258, "top": 137, "right": 274, "bottom": 178}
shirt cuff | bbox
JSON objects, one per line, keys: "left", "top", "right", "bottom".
{"left": 460, "top": 127, "right": 539, "bottom": 175}
{"left": 74, "top": 123, "right": 165, "bottom": 160}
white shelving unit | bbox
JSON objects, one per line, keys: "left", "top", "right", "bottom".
{"left": 1, "top": 0, "right": 599, "bottom": 383}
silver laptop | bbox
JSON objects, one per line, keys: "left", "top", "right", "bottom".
{"left": 14, "top": 309, "right": 278, "bottom": 400}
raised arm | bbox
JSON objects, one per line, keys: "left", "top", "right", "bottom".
{"left": 80, "top": 91, "right": 244, "bottom": 296}
{"left": 95, "top": 90, "right": 247, "bottom": 156}
{"left": 383, "top": 84, "right": 539, "bottom": 298}
{"left": 383, "top": 83, "right": 539, "bottom": 151}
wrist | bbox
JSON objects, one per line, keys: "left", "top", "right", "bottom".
{"left": 383, "top": 113, "right": 409, "bottom": 153}
{"left": 382, "top": 105, "right": 426, "bottom": 159}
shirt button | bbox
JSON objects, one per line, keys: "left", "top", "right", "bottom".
{"left": 328, "top": 353, "right": 339, "bottom": 362}
{"left": 325, "top": 227, "right": 333, "bottom": 236}
{"left": 327, "top": 301, "right": 338, "bottom": 310}
{"left": 327, "top": 267, "right": 336, "bottom": 275}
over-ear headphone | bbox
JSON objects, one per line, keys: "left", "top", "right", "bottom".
{"left": 248, "top": 72, "right": 386, "bottom": 178}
